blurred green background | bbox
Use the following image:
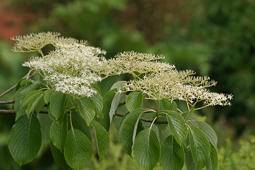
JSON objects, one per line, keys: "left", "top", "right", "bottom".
{"left": 0, "top": 0, "right": 255, "bottom": 169}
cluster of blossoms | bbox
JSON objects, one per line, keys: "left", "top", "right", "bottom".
{"left": 124, "top": 71, "right": 232, "bottom": 106}
{"left": 19, "top": 32, "right": 105, "bottom": 96}
{"left": 14, "top": 32, "right": 232, "bottom": 106}
{"left": 97, "top": 51, "right": 175, "bottom": 76}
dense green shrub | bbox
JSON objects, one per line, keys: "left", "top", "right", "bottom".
{"left": 218, "top": 136, "right": 255, "bottom": 170}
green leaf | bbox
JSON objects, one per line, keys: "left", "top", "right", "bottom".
{"left": 196, "top": 121, "right": 218, "bottom": 149}
{"left": 49, "top": 91, "right": 66, "bottom": 120}
{"left": 14, "top": 81, "right": 41, "bottom": 119}
{"left": 206, "top": 144, "right": 218, "bottom": 170}
{"left": 50, "top": 146, "right": 68, "bottom": 168}
{"left": 125, "top": 91, "right": 143, "bottom": 112}
{"left": 99, "top": 90, "right": 115, "bottom": 129}
{"left": 160, "top": 136, "right": 184, "bottom": 170}
{"left": 91, "top": 121, "right": 109, "bottom": 159}
{"left": 159, "top": 99, "right": 177, "bottom": 111}
{"left": 8, "top": 115, "right": 42, "bottom": 165}
{"left": 110, "top": 81, "right": 126, "bottom": 91}
{"left": 64, "top": 129, "right": 93, "bottom": 170}
{"left": 132, "top": 128, "right": 160, "bottom": 170}
{"left": 188, "top": 125, "right": 210, "bottom": 170}
{"left": 71, "top": 112, "right": 91, "bottom": 139}
{"left": 109, "top": 92, "right": 124, "bottom": 123}
{"left": 50, "top": 117, "right": 68, "bottom": 151}
{"left": 23, "top": 90, "right": 44, "bottom": 115}
{"left": 91, "top": 94, "right": 103, "bottom": 113}
{"left": 119, "top": 109, "right": 142, "bottom": 153}
{"left": 184, "top": 149, "right": 197, "bottom": 170}
{"left": 77, "top": 97, "right": 96, "bottom": 126}
{"left": 43, "top": 89, "right": 52, "bottom": 104}
{"left": 38, "top": 114, "right": 51, "bottom": 152}
{"left": 166, "top": 112, "right": 187, "bottom": 146}
{"left": 188, "top": 120, "right": 218, "bottom": 170}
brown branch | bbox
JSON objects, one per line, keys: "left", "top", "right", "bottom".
{"left": 0, "top": 109, "right": 168, "bottom": 124}
{"left": 0, "top": 109, "right": 48, "bottom": 116}
{"left": 0, "top": 109, "right": 15, "bottom": 115}
{"left": 0, "top": 100, "right": 15, "bottom": 104}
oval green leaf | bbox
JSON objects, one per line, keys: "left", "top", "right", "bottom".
{"left": 49, "top": 91, "right": 66, "bottom": 120}
{"left": 132, "top": 128, "right": 160, "bottom": 170}
{"left": 119, "top": 109, "right": 142, "bottom": 153}
{"left": 125, "top": 91, "right": 143, "bottom": 113}
{"left": 78, "top": 97, "right": 96, "bottom": 126}
{"left": 188, "top": 125, "right": 210, "bottom": 170}
{"left": 50, "top": 118, "right": 68, "bottom": 151}
{"left": 166, "top": 112, "right": 187, "bottom": 146}
{"left": 64, "top": 129, "right": 93, "bottom": 170}
{"left": 160, "top": 136, "right": 184, "bottom": 170}
{"left": 91, "top": 121, "right": 109, "bottom": 159}
{"left": 8, "top": 115, "right": 42, "bottom": 165}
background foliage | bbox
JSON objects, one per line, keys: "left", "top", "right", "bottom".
{"left": 0, "top": 0, "right": 254, "bottom": 169}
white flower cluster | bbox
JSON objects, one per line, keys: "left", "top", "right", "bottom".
{"left": 97, "top": 51, "right": 175, "bottom": 76}
{"left": 124, "top": 71, "right": 232, "bottom": 106}
{"left": 21, "top": 33, "right": 105, "bottom": 97}
{"left": 12, "top": 32, "right": 60, "bottom": 52}
{"left": 14, "top": 32, "right": 232, "bottom": 107}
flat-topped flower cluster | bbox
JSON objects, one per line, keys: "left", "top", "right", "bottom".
{"left": 14, "top": 32, "right": 232, "bottom": 106}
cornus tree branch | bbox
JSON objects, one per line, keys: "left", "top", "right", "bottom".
{"left": 0, "top": 109, "right": 168, "bottom": 124}
{"left": 0, "top": 109, "right": 48, "bottom": 116}
{"left": 0, "top": 100, "right": 15, "bottom": 104}
{"left": 0, "top": 109, "right": 15, "bottom": 115}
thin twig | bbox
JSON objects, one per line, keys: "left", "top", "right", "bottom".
{"left": 0, "top": 70, "right": 35, "bottom": 99}
{"left": 115, "top": 112, "right": 167, "bottom": 124}
{"left": 0, "top": 109, "right": 168, "bottom": 124}
{"left": 0, "top": 100, "right": 15, "bottom": 104}
{"left": 0, "top": 84, "right": 17, "bottom": 98}
{"left": 0, "top": 109, "right": 48, "bottom": 116}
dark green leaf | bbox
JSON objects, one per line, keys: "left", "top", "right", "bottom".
{"left": 49, "top": 91, "right": 66, "bottom": 120}
{"left": 78, "top": 97, "right": 96, "bottom": 126}
{"left": 64, "top": 129, "right": 92, "bottom": 170}
{"left": 23, "top": 90, "right": 44, "bottom": 115}
{"left": 109, "top": 92, "right": 124, "bottom": 123}
{"left": 132, "top": 128, "right": 160, "bottom": 170}
{"left": 160, "top": 136, "right": 184, "bottom": 170}
{"left": 50, "top": 117, "right": 68, "bottom": 151}
{"left": 188, "top": 125, "right": 210, "bottom": 170}
{"left": 184, "top": 149, "right": 197, "bottom": 170}
{"left": 91, "top": 121, "right": 109, "bottom": 159}
{"left": 166, "top": 112, "right": 187, "bottom": 146}
{"left": 125, "top": 91, "right": 143, "bottom": 112}
{"left": 38, "top": 114, "right": 51, "bottom": 151}
{"left": 14, "top": 80, "right": 42, "bottom": 120}
{"left": 99, "top": 90, "right": 115, "bottom": 129}
{"left": 206, "top": 144, "right": 218, "bottom": 170}
{"left": 50, "top": 146, "right": 68, "bottom": 168}
{"left": 91, "top": 94, "right": 103, "bottom": 113}
{"left": 196, "top": 121, "right": 217, "bottom": 149}
{"left": 43, "top": 89, "right": 52, "bottom": 104}
{"left": 8, "top": 115, "right": 42, "bottom": 165}
{"left": 159, "top": 99, "right": 177, "bottom": 111}
{"left": 119, "top": 109, "right": 142, "bottom": 153}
